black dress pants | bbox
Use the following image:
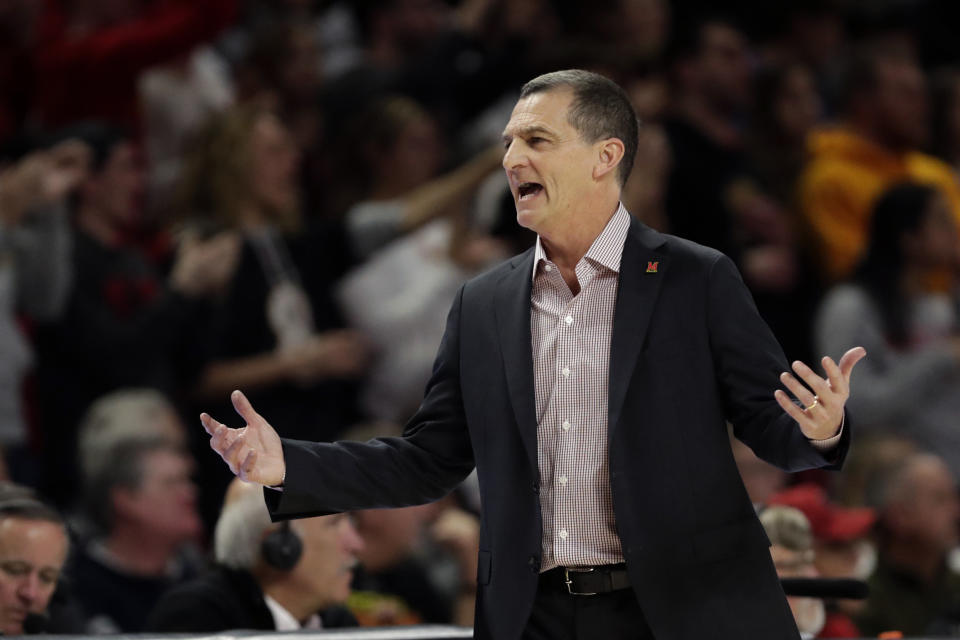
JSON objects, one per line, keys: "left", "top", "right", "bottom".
{"left": 522, "top": 568, "right": 656, "bottom": 640}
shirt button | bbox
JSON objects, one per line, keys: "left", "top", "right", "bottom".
{"left": 561, "top": 366, "right": 570, "bottom": 378}
{"left": 562, "top": 421, "right": 571, "bottom": 431}
{"left": 559, "top": 529, "right": 568, "bottom": 540}
{"left": 544, "top": 264, "right": 553, "bottom": 272}
{"left": 559, "top": 475, "right": 568, "bottom": 485}
{"left": 564, "top": 315, "right": 573, "bottom": 325}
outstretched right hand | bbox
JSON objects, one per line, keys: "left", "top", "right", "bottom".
{"left": 201, "top": 390, "right": 285, "bottom": 486}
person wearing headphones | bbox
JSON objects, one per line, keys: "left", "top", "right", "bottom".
{"left": 146, "top": 479, "right": 362, "bottom": 631}
{"left": 0, "top": 484, "right": 70, "bottom": 635}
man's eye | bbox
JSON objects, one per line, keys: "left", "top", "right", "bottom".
{"left": 529, "top": 137, "right": 544, "bottom": 145}
{"left": 39, "top": 570, "right": 59, "bottom": 585}
{"left": 1, "top": 562, "right": 29, "bottom": 576}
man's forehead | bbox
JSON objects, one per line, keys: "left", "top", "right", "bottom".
{"left": 503, "top": 89, "right": 574, "bottom": 136}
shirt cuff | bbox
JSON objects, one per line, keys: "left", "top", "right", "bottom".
{"left": 808, "top": 417, "right": 843, "bottom": 451}
{"left": 265, "top": 469, "right": 286, "bottom": 491}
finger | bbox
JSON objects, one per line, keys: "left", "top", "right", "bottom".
{"left": 239, "top": 449, "right": 258, "bottom": 481}
{"left": 779, "top": 372, "right": 817, "bottom": 407}
{"left": 821, "top": 356, "right": 846, "bottom": 396}
{"left": 231, "top": 390, "right": 260, "bottom": 425}
{"left": 774, "top": 389, "right": 814, "bottom": 428}
{"left": 222, "top": 436, "right": 248, "bottom": 474}
{"left": 790, "top": 360, "right": 830, "bottom": 397}
{"left": 200, "top": 412, "right": 228, "bottom": 437}
{"left": 838, "top": 346, "right": 867, "bottom": 381}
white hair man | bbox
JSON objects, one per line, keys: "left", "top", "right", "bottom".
{"left": 147, "top": 479, "right": 363, "bottom": 631}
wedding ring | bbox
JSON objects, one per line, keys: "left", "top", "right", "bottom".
{"left": 804, "top": 396, "right": 819, "bottom": 412}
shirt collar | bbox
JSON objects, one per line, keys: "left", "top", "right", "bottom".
{"left": 532, "top": 202, "right": 631, "bottom": 281}
{"left": 264, "top": 594, "right": 323, "bottom": 631}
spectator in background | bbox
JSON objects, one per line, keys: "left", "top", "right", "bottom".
{"left": 815, "top": 182, "right": 960, "bottom": 477}
{"left": 34, "top": 124, "right": 239, "bottom": 507}
{"left": 744, "top": 61, "right": 826, "bottom": 362}
{"left": 769, "top": 483, "right": 877, "bottom": 638}
{"left": 663, "top": 11, "right": 802, "bottom": 334}
{"left": 857, "top": 453, "right": 960, "bottom": 637}
{"left": 326, "top": 422, "right": 477, "bottom": 627}
{"left": 69, "top": 436, "right": 203, "bottom": 633}
{"left": 759, "top": 505, "right": 826, "bottom": 639}
{"left": 930, "top": 67, "right": 960, "bottom": 174}
{"left": 31, "top": 0, "right": 236, "bottom": 130}
{"left": 662, "top": 12, "right": 753, "bottom": 259}
{"left": 331, "top": 96, "right": 505, "bottom": 421}
{"left": 76, "top": 388, "right": 188, "bottom": 496}
{"left": 798, "top": 47, "right": 960, "bottom": 283}
{"left": 0, "top": 139, "right": 88, "bottom": 482}
{"left": 147, "top": 478, "right": 360, "bottom": 632}
{"left": 0, "top": 484, "right": 71, "bottom": 635}
{"left": 179, "top": 104, "right": 368, "bottom": 442}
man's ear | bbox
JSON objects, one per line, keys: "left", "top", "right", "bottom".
{"left": 593, "top": 137, "right": 625, "bottom": 181}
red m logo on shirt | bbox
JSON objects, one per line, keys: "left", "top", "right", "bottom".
{"left": 646, "top": 261, "right": 659, "bottom": 273}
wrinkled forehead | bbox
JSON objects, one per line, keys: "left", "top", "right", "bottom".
{"left": 503, "top": 88, "right": 577, "bottom": 138}
{"left": 0, "top": 518, "right": 69, "bottom": 563}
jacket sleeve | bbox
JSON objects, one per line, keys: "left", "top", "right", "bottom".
{"left": 706, "top": 253, "right": 850, "bottom": 471}
{"left": 266, "top": 285, "right": 475, "bottom": 520}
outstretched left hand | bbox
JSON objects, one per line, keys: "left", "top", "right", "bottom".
{"left": 774, "top": 346, "right": 867, "bottom": 440}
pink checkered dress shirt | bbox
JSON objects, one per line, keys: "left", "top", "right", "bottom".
{"left": 531, "top": 204, "right": 631, "bottom": 571}
{"left": 530, "top": 204, "right": 840, "bottom": 572}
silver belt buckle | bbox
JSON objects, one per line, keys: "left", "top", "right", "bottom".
{"left": 564, "top": 567, "right": 597, "bottom": 596}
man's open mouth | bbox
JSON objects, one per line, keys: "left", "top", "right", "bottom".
{"left": 518, "top": 182, "right": 544, "bottom": 201}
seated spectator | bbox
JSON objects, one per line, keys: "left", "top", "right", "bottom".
{"left": 147, "top": 479, "right": 361, "bottom": 631}
{"left": 69, "top": 435, "right": 203, "bottom": 633}
{"left": 815, "top": 182, "right": 960, "bottom": 476}
{"left": 0, "top": 484, "right": 70, "bottom": 635}
{"left": 798, "top": 47, "right": 960, "bottom": 283}
{"left": 857, "top": 453, "right": 960, "bottom": 636}
{"left": 337, "top": 422, "right": 480, "bottom": 626}
{"left": 78, "top": 388, "right": 188, "bottom": 476}
{"left": 34, "top": 123, "right": 239, "bottom": 507}
{"left": 769, "top": 483, "right": 877, "bottom": 638}
{"left": 759, "top": 505, "right": 826, "bottom": 639}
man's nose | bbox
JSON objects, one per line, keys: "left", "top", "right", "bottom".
{"left": 342, "top": 518, "right": 365, "bottom": 554}
{"left": 502, "top": 140, "right": 526, "bottom": 171}
{"left": 16, "top": 574, "right": 40, "bottom": 605}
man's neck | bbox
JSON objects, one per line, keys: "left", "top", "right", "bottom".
{"left": 262, "top": 579, "right": 323, "bottom": 624}
{"left": 103, "top": 526, "right": 180, "bottom": 576}
{"left": 538, "top": 195, "right": 621, "bottom": 295}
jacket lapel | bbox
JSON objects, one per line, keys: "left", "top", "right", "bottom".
{"left": 494, "top": 249, "right": 538, "bottom": 471}
{"left": 608, "top": 219, "right": 668, "bottom": 438}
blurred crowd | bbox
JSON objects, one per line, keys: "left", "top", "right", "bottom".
{"left": 1, "top": 0, "right": 960, "bottom": 637}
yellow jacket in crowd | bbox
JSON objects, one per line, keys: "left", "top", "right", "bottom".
{"left": 798, "top": 126, "right": 960, "bottom": 282}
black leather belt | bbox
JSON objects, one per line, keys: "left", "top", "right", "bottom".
{"left": 542, "top": 564, "right": 631, "bottom": 596}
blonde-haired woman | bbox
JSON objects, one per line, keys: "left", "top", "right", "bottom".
{"left": 180, "top": 104, "right": 369, "bottom": 445}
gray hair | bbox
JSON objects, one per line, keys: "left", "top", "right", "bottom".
{"left": 760, "top": 505, "right": 813, "bottom": 553}
{"left": 78, "top": 388, "right": 181, "bottom": 481}
{"left": 519, "top": 69, "right": 639, "bottom": 187}
{"left": 82, "top": 436, "right": 180, "bottom": 534}
{"left": 0, "top": 483, "right": 65, "bottom": 529}
{"left": 214, "top": 486, "right": 274, "bottom": 570}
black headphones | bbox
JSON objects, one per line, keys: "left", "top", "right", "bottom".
{"left": 261, "top": 521, "right": 303, "bottom": 571}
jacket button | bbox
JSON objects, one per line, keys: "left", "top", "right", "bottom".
{"left": 528, "top": 556, "right": 540, "bottom": 573}
{"left": 532, "top": 482, "right": 539, "bottom": 494}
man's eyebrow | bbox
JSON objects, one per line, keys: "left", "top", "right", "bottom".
{"left": 501, "top": 125, "right": 556, "bottom": 142}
